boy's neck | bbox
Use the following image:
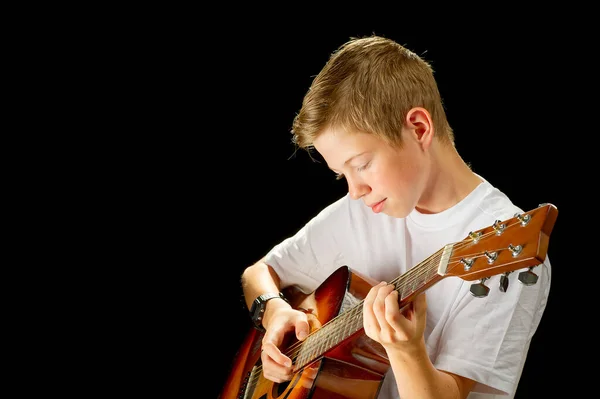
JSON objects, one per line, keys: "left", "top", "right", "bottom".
{"left": 415, "top": 143, "right": 481, "bottom": 215}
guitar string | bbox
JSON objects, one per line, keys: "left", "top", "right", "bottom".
{"left": 246, "top": 217, "right": 534, "bottom": 385}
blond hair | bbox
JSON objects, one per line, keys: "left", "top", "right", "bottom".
{"left": 291, "top": 35, "right": 454, "bottom": 149}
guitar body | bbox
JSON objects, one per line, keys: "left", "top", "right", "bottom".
{"left": 219, "top": 266, "right": 391, "bottom": 399}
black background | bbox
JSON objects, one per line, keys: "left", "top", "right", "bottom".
{"left": 133, "top": 17, "right": 585, "bottom": 399}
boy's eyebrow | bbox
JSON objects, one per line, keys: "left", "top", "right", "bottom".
{"left": 328, "top": 151, "right": 369, "bottom": 171}
{"left": 344, "top": 151, "right": 368, "bottom": 166}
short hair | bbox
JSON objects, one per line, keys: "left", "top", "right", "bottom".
{"left": 291, "top": 35, "right": 454, "bottom": 149}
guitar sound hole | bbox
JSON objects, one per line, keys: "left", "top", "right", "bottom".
{"left": 274, "top": 381, "right": 290, "bottom": 396}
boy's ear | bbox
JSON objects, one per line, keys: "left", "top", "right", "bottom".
{"left": 405, "top": 107, "right": 434, "bottom": 149}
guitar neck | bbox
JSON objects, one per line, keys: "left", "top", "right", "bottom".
{"left": 294, "top": 246, "right": 449, "bottom": 370}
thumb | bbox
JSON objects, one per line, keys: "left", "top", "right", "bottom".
{"left": 295, "top": 315, "right": 310, "bottom": 341}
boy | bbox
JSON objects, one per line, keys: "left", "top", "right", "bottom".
{"left": 240, "top": 35, "right": 550, "bottom": 399}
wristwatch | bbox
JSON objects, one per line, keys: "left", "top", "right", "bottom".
{"left": 249, "top": 292, "right": 288, "bottom": 332}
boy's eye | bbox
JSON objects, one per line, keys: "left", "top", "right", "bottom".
{"left": 357, "top": 161, "right": 371, "bottom": 172}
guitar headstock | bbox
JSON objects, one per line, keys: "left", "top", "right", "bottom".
{"left": 442, "top": 203, "right": 558, "bottom": 286}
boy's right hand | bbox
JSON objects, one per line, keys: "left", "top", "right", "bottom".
{"left": 260, "top": 306, "right": 311, "bottom": 383}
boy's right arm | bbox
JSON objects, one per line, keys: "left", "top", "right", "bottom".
{"left": 241, "top": 258, "right": 310, "bottom": 383}
{"left": 241, "top": 257, "right": 285, "bottom": 317}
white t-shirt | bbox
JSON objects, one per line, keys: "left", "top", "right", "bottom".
{"left": 264, "top": 177, "right": 551, "bottom": 399}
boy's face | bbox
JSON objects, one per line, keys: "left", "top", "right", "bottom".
{"left": 313, "top": 127, "right": 429, "bottom": 218}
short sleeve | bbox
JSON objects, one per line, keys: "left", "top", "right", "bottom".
{"left": 264, "top": 195, "right": 353, "bottom": 293}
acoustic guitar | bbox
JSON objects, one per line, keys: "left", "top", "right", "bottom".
{"left": 220, "top": 203, "right": 558, "bottom": 399}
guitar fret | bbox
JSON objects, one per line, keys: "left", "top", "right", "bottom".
{"left": 427, "top": 266, "right": 435, "bottom": 283}
{"left": 297, "top": 347, "right": 304, "bottom": 367}
{"left": 349, "top": 311, "right": 356, "bottom": 335}
{"left": 318, "top": 329, "right": 326, "bottom": 355}
{"left": 300, "top": 333, "right": 319, "bottom": 368}
{"left": 310, "top": 335, "right": 318, "bottom": 360}
{"left": 415, "top": 273, "right": 424, "bottom": 290}
{"left": 341, "top": 313, "right": 349, "bottom": 340}
{"left": 297, "top": 337, "right": 308, "bottom": 367}
{"left": 332, "top": 325, "right": 340, "bottom": 347}
{"left": 349, "top": 310, "right": 358, "bottom": 337}
{"left": 317, "top": 329, "right": 327, "bottom": 355}
{"left": 326, "top": 329, "right": 334, "bottom": 352}
{"left": 306, "top": 337, "right": 314, "bottom": 364}
{"left": 400, "top": 278, "right": 409, "bottom": 300}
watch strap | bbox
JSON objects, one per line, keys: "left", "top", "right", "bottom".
{"left": 249, "top": 292, "right": 288, "bottom": 332}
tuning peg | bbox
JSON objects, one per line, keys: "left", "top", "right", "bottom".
{"left": 470, "top": 277, "right": 490, "bottom": 298}
{"left": 484, "top": 251, "right": 498, "bottom": 264}
{"left": 492, "top": 220, "right": 506, "bottom": 235}
{"left": 469, "top": 231, "right": 482, "bottom": 243}
{"left": 514, "top": 213, "right": 531, "bottom": 226}
{"left": 508, "top": 244, "right": 523, "bottom": 257}
{"left": 518, "top": 267, "right": 539, "bottom": 286}
{"left": 499, "top": 272, "right": 512, "bottom": 292}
